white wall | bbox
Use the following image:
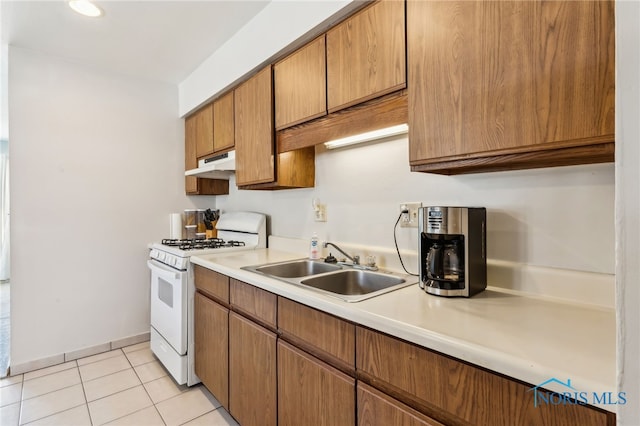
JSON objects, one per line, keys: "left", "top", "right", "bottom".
{"left": 217, "top": 141, "right": 615, "bottom": 276}
{"left": 8, "top": 47, "right": 214, "bottom": 367}
{"left": 616, "top": 1, "right": 640, "bottom": 424}
{"left": 179, "top": 0, "right": 356, "bottom": 116}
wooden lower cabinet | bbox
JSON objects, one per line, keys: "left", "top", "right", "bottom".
{"left": 358, "top": 382, "right": 443, "bottom": 426}
{"left": 193, "top": 292, "right": 228, "bottom": 408}
{"left": 356, "top": 327, "right": 614, "bottom": 426}
{"left": 278, "top": 340, "right": 355, "bottom": 426}
{"left": 228, "top": 312, "right": 277, "bottom": 426}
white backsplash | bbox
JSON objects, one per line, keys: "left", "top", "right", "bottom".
{"left": 269, "top": 236, "right": 615, "bottom": 309}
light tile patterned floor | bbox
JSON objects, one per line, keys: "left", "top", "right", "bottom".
{"left": 0, "top": 342, "right": 238, "bottom": 426}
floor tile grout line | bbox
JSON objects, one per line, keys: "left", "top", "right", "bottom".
{"left": 9, "top": 344, "right": 155, "bottom": 426}
{"left": 76, "top": 349, "right": 124, "bottom": 369}
{"left": 18, "top": 400, "right": 87, "bottom": 426}
{"left": 176, "top": 408, "right": 218, "bottom": 426}
{"left": 97, "top": 403, "right": 163, "bottom": 426}
{"left": 128, "top": 356, "right": 165, "bottom": 424}
{"left": 19, "top": 403, "right": 91, "bottom": 426}
{"left": 84, "top": 380, "right": 141, "bottom": 405}
{"left": 22, "top": 360, "right": 78, "bottom": 383}
{"left": 76, "top": 366, "right": 94, "bottom": 426}
{"left": 79, "top": 365, "right": 132, "bottom": 385}
{"left": 19, "top": 372, "right": 81, "bottom": 403}
{"left": 121, "top": 344, "right": 151, "bottom": 355}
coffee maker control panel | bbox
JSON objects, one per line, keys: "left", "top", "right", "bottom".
{"left": 423, "top": 206, "right": 465, "bottom": 235}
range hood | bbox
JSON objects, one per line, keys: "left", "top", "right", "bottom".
{"left": 185, "top": 150, "right": 235, "bottom": 179}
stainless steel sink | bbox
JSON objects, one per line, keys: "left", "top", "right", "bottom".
{"left": 254, "top": 260, "right": 342, "bottom": 278}
{"left": 242, "top": 259, "right": 417, "bottom": 302}
{"left": 301, "top": 270, "right": 408, "bottom": 299}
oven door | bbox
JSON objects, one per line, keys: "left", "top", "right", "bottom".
{"left": 147, "top": 259, "right": 188, "bottom": 355}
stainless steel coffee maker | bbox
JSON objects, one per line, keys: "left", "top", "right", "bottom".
{"left": 418, "top": 207, "right": 486, "bottom": 297}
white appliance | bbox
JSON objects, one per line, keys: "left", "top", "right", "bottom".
{"left": 147, "top": 211, "right": 266, "bottom": 386}
{"left": 185, "top": 150, "right": 235, "bottom": 179}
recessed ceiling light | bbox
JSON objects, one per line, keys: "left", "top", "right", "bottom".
{"left": 68, "top": 0, "right": 103, "bottom": 18}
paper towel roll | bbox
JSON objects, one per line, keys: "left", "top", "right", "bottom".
{"left": 170, "top": 213, "right": 182, "bottom": 239}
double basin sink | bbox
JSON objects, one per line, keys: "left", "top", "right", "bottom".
{"left": 242, "top": 259, "right": 418, "bottom": 302}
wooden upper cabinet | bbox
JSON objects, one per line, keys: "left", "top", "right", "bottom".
{"left": 184, "top": 108, "right": 230, "bottom": 196}
{"left": 184, "top": 114, "right": 199, "bottom": 194}
{"left": 234, "top": 65, "right": 315, "bottom": 190}
{"left": 213, "top": 91, "right": 234, "bottom": 153}
{"left": 274, "top": 35, "right": 327, "bottom": 130}
{"left": 326, "top": 0, "right": 406, "bottom": 113}
{"left": 408, "top": 0, "right": 615, "bottom": 174}
{"left": 195, "top": 103, "right": 214, "bottom": 159}
{"left": 234, "top": 66, "right": 275, "bottom": 186}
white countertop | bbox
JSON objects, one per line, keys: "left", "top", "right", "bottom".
{"left": 190, "top": 248, "right": 616, "bottom": 412}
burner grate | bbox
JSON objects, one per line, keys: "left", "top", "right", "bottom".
{"left": 162, "top": 238, "right": 243, "bottom": 251}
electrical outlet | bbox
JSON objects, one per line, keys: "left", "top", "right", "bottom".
{"left": 400, "top": 202, "right": 422, "bottom": 228}
{"left": 314, "top": 204, "right": 327, "bottom": 222}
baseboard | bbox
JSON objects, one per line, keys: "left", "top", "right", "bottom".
{"left": 9, "top": 331, "right": 150, "bottom": 376}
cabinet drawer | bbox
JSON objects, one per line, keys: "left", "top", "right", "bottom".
{"left": 278, "top": 297, "right": 355, "bottom": 374}
{"left": 194, "top": 266, "right": 229, "bottom": 304}
{"left": 356, "top": 327, "right": 613, "bottom": 426}
{"left": 230, "top": 279, "right": 277, "bottom": 330}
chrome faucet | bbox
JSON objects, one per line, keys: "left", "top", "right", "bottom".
{"left": 322, "top": 242, "right": 377, "bottom": 271}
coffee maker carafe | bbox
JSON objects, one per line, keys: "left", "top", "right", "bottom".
{"left": 419, "top": 207, "right": 486, "bottom": 297}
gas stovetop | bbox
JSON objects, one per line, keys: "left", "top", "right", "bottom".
{"left": 149, "top": 211, "right": 267, "bottom": 270}
{"left": 161, "top": 238, "right": 246, "bottom": 251}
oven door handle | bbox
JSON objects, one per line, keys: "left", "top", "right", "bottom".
{"left": 147, "top": 259, "right": 181, "bottom": 281}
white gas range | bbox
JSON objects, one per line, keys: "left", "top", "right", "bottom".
{"left": 147, "top": 211, "right": 266, "bottom": 386}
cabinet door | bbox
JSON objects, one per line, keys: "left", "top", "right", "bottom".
{"left": 234, "top": 66, "right": 275, "bottom": 186}
{"left": 358, "top": 382, "right": 444, "bottom": 426}
{"left": 194, "top": 292, "right": 229, "bottom": 408}
{"left": 184, "top": 114, "right": 198, "bottom": 194}
{"left": 408, "top": 1, "right": 615, "bottom": 167}
{"left": 195, "top": 103, "right": 214, "bottom": 159}
{"left": 327, "top": 0, "right": 406, "bottom": 113}
{"left": 278, "top": 340, "right": 355, "bottom": 426}
{"left": 213, "top": 92, "right": 234, "bottom": 153}
{"left": 228, "top": 312, "right": 277, "bottom": 426}
{"left": 275, "top": 35, "right": 327, "bottom": 130}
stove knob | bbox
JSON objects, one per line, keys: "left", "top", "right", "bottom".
{"left": 149, "top": 249, "right": 157, "bottom": 258}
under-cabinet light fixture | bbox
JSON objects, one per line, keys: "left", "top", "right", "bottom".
{"left": 324, "top": 124, "right": 409, "bottom": 150}
{"left": 68, "top": 0, "right": 103, "bottom": 17}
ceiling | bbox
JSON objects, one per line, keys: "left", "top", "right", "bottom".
{"left": 1, "top": 0, "right": 270, "bottom": 84}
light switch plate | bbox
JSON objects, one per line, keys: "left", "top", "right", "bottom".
{"left": 400, "top": 202, "right": 422, "bottom": 228}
